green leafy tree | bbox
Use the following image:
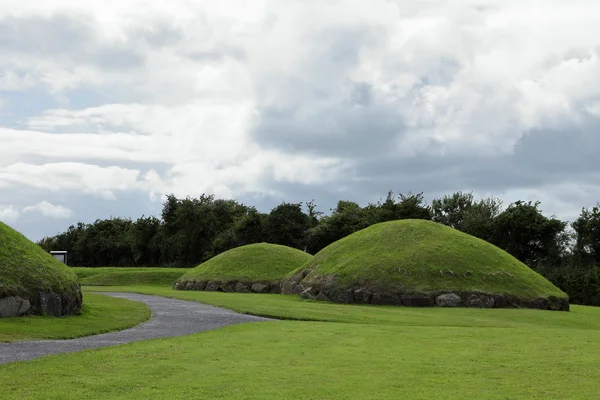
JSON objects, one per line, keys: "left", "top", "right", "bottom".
{"left": 129, "top": 215, "right": 162, "bottom": 266}
{"left": 572, "top": 204, "right": 600, "bottom": 266}
{"left": 264, "top": 202, "right": 310, "bottom": 250}
{"left": 432, "top": 191, "right": 475, "bottom": 230}
{"left": 305, "top": 200, "right": 367, "bottom": 254}
{"left": 490, "top": 201, "right": 566, "bottom": 265}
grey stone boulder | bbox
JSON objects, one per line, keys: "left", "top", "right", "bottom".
{"left": 493, "top": 296, "right": 516, "bottom": 308}
{"left": 235, "top": 282, "right": 250, "bottom": 293}
{"left": 39, "top": 292, "right": 62, "bottom": 317}
{"left": 299, "top": 288, "right": 317, "bottom": 300}
{"left": 0, "top": 296, "right": 31, "bottom": 318}
{"left": 251, "top": 283, "right": 270, "bottom": 294}
{"left": 465, "top": 294, "right": 495, "bottom": 308}
{"left": 548, "top": 296, "right": 570, "bottom": 311}
{"left": 401, "top": 293, "right": 434, "bottom": 307}
{"left": 316, "top": 292, "right": 331, "bottom": 302}
{"left": 281, "top": 281, "right": 303, "bottom": 295}
{"left": 371, "top": 292, "right": 401, "bottom": 305}
{"left": 269, "top": 284, "right": 281, "bottom": 294}
{"left": 219, "top": 282, "right": 237, "bottom": 292}
{"left": 205, "top": 281, "right": 220, "bottom": 291}
{"left": 353, "top": 288, "right": 373, "bottom": 304}
{"left": 323, "top": 288, "right": 354, "bottom": 304}
{"left": 435, "top": 293, "right": 461, "bottom": 307}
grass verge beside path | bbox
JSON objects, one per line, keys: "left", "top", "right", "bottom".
{"left": 87, "top": 285, "right": 600, "bottom": 331}
{"left": 0, "top": 320, "right": 598, "bottom": 399}
{"left": 0, "top": 293, "right": 151, "bottom": 342}
{"left": 73, "top": 267, "right": 189, "bottom": 286}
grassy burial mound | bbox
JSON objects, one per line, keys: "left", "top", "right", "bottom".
{"left": 281, "top": 219, "right": 569, "bottom": 311}
{"left": 0, "top": 221, "right": 83, "bottom": 318}
{"left": 174, "top": 243, "right": 312, "bottom": 294}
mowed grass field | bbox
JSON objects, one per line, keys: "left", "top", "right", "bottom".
{"left": 0, "top": 269, "right": 598, "bottom": 399}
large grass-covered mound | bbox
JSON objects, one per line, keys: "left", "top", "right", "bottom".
{"left": 0, "top": 221, "right": 83, "bottom": 317}
{"left": 174, "top": 243, "right": 312, "bottom": 294}
{"left": 281, "top": 219, "right": 569, "bottom": 311}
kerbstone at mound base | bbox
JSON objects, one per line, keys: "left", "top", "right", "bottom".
{"left": 0, "top": 296, "right": 31, "bottom": 317}
{"left": 30, "top": 284, "right": 83, "bottom": 317}
{"left": 40, "top": 293, "right": 62, "bottom": 316}
{"left": 465, "top": 294, "right": 495, "bottom": 308}
{"left": 436, "top": 293, "right": 462, "bottom": 307}
{"left": 235, "top": 282, "right": 250, "bottom": 293}
{"left": 251, "top": 283, "right": 270, "bottom": 293}
{"left": 353, "top": 288, "right": 373, "bottom": 304}
{"left": 371, "top": 292, "right": 401, "bottom": 306}
{"left": 401, "top": 294, "right": 435, "bottom": 307}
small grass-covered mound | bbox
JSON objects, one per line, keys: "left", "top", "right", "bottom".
{"left": 73, "top": 267, "right": 190, "bottom": 287}
{"left": 174, "top": 243, "right": 312, "bottom": 294}
{"left": 281, "top": 219, "right": 569, "bottom": 311}
{"left": 0, "top": 221, "right": 83, "bottom": 317}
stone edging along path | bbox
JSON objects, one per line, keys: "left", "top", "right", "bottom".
{"left": 0, "top": 292, "right": 272, "bottom": 365}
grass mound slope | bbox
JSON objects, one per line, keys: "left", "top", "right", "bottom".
{"left": 0, "top": 221, "right": 83, "bottom": 318}
{"left": 174, "top": 243, "right": 312, "bottom": 294}
{"left": 281, "top": 219, "right": 569, "bottom": 311}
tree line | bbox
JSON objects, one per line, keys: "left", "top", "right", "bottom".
{"left": 38, "top": 191, "right": 600, "bottom": 306}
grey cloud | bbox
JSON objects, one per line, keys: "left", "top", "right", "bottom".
{"left": 250, "top": 23, "right": 409, "bottom": 156}
{"left": 0, "top": 13, "right": 143, "bottom": 69}
{"left": 253, "top": 98, "right": 405, "bottom": 158}
{"left": 511, "top": 116, "right": 600, "bottom": 177}
{"left": 187, "top": 47, "right": 247, "bottom": 63}
{"left": 134, "top": 23, "right": 182, "bottom": 48}
{"left": 416, "top": 57, "right": 463, "bottom": 87}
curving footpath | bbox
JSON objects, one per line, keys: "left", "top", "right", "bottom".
{"left": 0, "top": 292, "right": 272, "bottom": 365}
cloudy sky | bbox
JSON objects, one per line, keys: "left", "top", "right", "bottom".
{"left": 2, "top": 0, "right": 600, "bottom": 241}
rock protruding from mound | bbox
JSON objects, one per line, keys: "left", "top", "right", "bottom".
{"left": 0, "top": 296, "right": 30, "bottom": 317}
{"left": 0, "top": 221, "right": 83, "bottom": 318}
{"left": 173, "top": 243, "right": 312, "bottom": 293}
{"left": 280, "top": 219, "right": 570, "bottom": 311}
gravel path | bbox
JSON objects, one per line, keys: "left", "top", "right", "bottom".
{"left": 0, "top": 292, "right": 271, "bottom": 365}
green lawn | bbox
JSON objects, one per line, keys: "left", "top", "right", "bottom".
{"left": 73, "top": 267, "right": 190, "bottom": 286}
{"left": 0, "top": 316, "right": 597, "bottom": 399}
{"left": 1, "top": 283, "right": 598, "bottom": 399}
{"left": 0, "top": 293, "right": 150, "bottom": 342}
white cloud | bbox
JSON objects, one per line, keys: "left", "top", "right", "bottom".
{"left": 23, "top": 201, "right": 73, "bottom": 219}
{"left": 0, "top": 162, "right": 146, "bottom": 199}
{"left": 0, "top": 205, "right": 19, "bottom": 222}
{"left": 0, "top": 70, "right": 35, "bottom": 91}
